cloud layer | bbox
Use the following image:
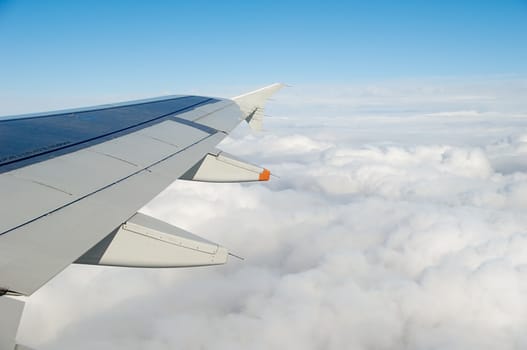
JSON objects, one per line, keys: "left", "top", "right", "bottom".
{"left": 19, "top": 78, "right": 527, "bottom": 350}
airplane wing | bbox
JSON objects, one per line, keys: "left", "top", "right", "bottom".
{"left": 0, "top": 83, "right": 284, "bottom": 350}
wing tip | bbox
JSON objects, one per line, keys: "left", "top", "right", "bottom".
{"left": 233, "top": 83, "right": 285, "bottom": 131}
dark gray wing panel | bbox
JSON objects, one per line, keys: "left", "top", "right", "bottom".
{"left": 0, "top": 96, "right": 217, "bottom": 174}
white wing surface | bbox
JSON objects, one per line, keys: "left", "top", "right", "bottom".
{"left": 0, "top": 83, "right": 283, "bottom": 350}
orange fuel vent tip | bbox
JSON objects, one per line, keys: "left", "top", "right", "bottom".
{"left": 259, "top": 168, "right": 271, "bottom": 181}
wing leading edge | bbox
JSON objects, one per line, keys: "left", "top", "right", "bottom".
{"left": 0, "top": 83, "right": 284, "bottom": 350}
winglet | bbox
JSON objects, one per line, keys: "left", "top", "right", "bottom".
{"left": 232, "top": 83, "right": 285, "bottom": 131}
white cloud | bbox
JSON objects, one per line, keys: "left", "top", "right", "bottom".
{"left": 18, "top": 77, "right": 527, "bottom": 350}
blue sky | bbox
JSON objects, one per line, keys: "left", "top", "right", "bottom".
{"left": 0, "top": 0, "right": 526, "bottom": 108}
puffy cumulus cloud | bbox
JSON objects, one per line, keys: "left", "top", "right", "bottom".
{"left": 18, "top": 77, "right": 527, "bottom": 350}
